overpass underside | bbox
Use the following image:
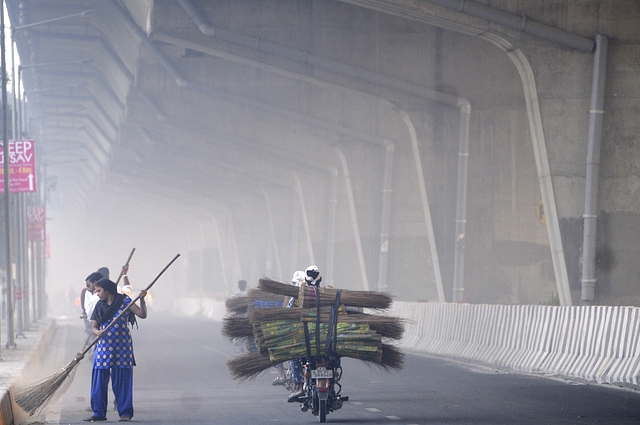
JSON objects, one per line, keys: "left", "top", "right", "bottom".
{"left": 5, "top": 0, "right": 640, "bottom": 307}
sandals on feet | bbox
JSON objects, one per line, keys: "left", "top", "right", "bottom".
{"left": 83, "top": 416, "right": 107, "bottom": 422}
{"left": 118, "top": 417, "right": 131, "bottom": 422}
{"left": 287, "top": 389, "right": 305, "bottom": 402}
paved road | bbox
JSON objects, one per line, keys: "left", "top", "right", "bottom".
{"left": 16, "top": 314, "right": 640, "bottom": 424}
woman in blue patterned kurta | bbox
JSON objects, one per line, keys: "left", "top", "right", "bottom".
{"left": 85, "top": 277, "right": 147, "bottom": 422}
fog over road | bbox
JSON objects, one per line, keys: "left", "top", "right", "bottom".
{"left": 20, "top": 315, "right": 640, "bottom": 425}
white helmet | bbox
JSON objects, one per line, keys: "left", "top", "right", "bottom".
{"left": 304, "top": 265, "right": 322, "bottom": 286}
{"left": 291, "top": 270, "right": 305, "bottom": 286}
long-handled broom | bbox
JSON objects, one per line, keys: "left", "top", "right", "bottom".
{"left": 114, "top": 247, "right": 137, "bottom": 286}
{"left": 80, "top": 248, "right": 136, "bottom": 352}
{"left": 14, "top": 253, "right": 181, "bottom": 416}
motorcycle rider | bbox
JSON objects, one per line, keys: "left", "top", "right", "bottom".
{"left": 288, "top": 265, "right": 322, "bottom": 401}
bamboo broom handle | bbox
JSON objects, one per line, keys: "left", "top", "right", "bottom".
{"left": 82, "top": 248, "right": 136, "bottom": 351}
{"left": 71, "top": 253, "right": 180, "bottom": 366}
{"left": 114, "top": 247, "right": 136, "bottom": 285}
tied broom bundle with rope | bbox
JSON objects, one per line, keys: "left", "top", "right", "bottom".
{"left": 223, "top": 288, "right": 287, "bottom": 352}
{"left": 14, "top": 253, "right": 181, "bottom": 416}
{"left": 257, "top": 278, "right": 393, "bottom": 309}
{"left": 224, "top": 277, "right": 405, "bottom": 381}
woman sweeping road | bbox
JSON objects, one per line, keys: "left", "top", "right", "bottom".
{"left": 86, "top": 277, "right": 148, "bottom": 422}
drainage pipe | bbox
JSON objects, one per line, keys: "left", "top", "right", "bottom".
{"left": 399, "top": 110, "right": 445, "bottom": 302}
{"left": 174, "top": 3, "right": 468, "bottom": 299}
{"left": 334, "top": 146, "right": 371, "bottom": 291}
{"left": 177, "top": 0, "right": 460, "bottom": 108}
{"left": 452, "top": 99, "right": 471, "bottom": 302}
{"left": 152, "top": 31, "right": 395, "bottom": 290}
{"left": 423, "top": 0, "right": 594, "bottom": 53}
{"left": 261, "top": 188, "right": 283, "bottom": 279}
{"left": 376, "top": 142, "right": 395, "bottom": 292}
{"left": 293, "top": 172, "right": 316, "bottom": 265}
{"left": 325, "top": 167, "right": 339, "bottom": 287}
{"left": 581, "top": 35, "right": 608, "bottom": 302}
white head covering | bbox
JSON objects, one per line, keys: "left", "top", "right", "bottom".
{"left": 291, "top": 270, "right": 305, "bottom": 286}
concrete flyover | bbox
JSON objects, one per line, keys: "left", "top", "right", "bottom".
{"left": 4, "top": 0, "right": 638, "bottom": 309}
{"left": 3, "top": 5, "right": 640, "bottom": 416}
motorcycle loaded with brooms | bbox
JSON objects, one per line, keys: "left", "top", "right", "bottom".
{"left": 224, "top": 277, "right": 406, "bottom": 423}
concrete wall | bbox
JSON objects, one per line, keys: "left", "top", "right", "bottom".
{"left": 142, "top": 0, "right": 640, "bottom": 306}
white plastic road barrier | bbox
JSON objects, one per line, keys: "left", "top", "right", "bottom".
{"left": 389, "top": 302, "right": 640, "bottom": 387}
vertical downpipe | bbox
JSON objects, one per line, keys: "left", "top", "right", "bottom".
{"left": 376, "top": 142, "right": 395, "bottom": 292}
{"left": 452, "top": 100, "right": 471, "bottom": 302}
{"left": 399, "top": 110, "right": 445, "bottom": 302}
{"left": 581, "top": 35, "right": 608, "bottom": 302}
{"left": 325, "top": 167, "right": 338, "bottom": 287}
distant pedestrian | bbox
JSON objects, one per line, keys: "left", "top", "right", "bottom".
{"left": 237, "top": 279, "right": 247, "bottom": 295}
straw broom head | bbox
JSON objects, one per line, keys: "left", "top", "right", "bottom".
{"left": 379, "top": 343, "right": 404, "bottom": 370}
{"left": 249, "top": 307, "right": 301, "bottom": 323}
{"left": 14, "top": 357, "right": 80, "bottom": 415}
{"left": 225, "top": 295, "right": 249, "bottom": 314}
{"left": 297, "top": 283, "right": 393, "bottom": 309}
{"left": 256, "top": 278, "right": 299, "bottom": 298}
{"left": 250, "top": 309, "right": 404, "bottom": 340}
{"left": 227, "top": 352, "right": 278, "bottom": 381}
{"left": 355, "top": 343, "right": 404, "bottom": 372}
{"left": 221, "top": 316, "right": 254, "bottom": 339}
{"left": 247, "top": 285, "right": 291, "bottom": 305}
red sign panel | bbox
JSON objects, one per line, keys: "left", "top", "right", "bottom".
{"left": 0, "top": 139, "right": 37, "bottom": 193}
{"left": 28, "top": 205, "right": 46, "bottom": 241}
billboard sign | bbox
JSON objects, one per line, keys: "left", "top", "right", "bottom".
{"left": 0, "top": 139, "right": 37, "bottom": 193}
{"left": 28, "top": 205, "right": 46, "bottom": 241}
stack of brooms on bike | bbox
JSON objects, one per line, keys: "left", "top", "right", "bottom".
{"left": 223, "top": 278, "right": 405, "bottom": 381}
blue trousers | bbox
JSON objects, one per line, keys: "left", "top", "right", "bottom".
{"left": 290, "top": 359, "right": 304, "bottom": 384}
{"left": 91, "top": 367, "right": 134, "bottom": 419}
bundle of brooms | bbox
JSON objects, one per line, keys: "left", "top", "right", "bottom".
{"left": 227, "top": 342, "right": 404, "bottom": 381}
{"left": 258, "top": 320, "right": 384, "bottom": 363}
{"left": 250, "top": 307, "right": 405, "bottom": 339}
{"left": 223, "top": 307, "right": 405, "bottom": 342}
{"left": 224, "top": 278, "right": 404, "bottom": 381}
{"left": 225, "top": 294, "right": 249, "bottom": 315}
{"left": 247, "top": 288, "right": 288, "bottom": 311}
{"left": 258, "top": 278, "right": 393, "bottom": 309}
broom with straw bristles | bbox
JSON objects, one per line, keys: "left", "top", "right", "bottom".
{"left": 257, "top": 278, "right": 393, "bottom": 309}
{"left": 221, "top": 315, "right": 254, "bottom": 340}
{"left": 249, "top": 307, "right": 405, "bottom": 339}
{"left": 255, "top": 279, "right": 299, "bottom": 298}
{"left": 246, "top": 288, "right": 289, "bottom": 311}
{"left": 227, "top": 351, "right": 279, "bottom": 381}
{"left": 227, "top": 342, "right": 403, "bottom": 381}
{"left": 379, "top": 343, "right": 404, "bottom": 370}
{"left": 80, "top": 248, "right": 136, "bottom": 351}
{"left": 14, "top": 253, "right": 181, "bottom": 416}
{"left": 36, "top": 247, "right": 139, "bottom": 404}
{"left": 225, "top": 294, "right": 249, "bottom": 315}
